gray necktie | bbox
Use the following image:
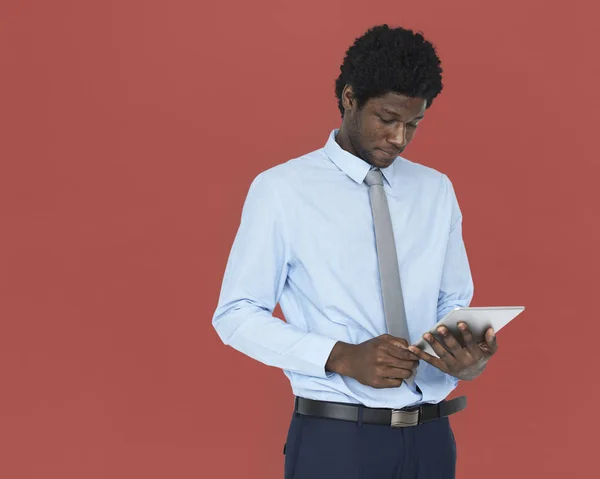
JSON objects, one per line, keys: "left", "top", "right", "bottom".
{"left": 365, "top": 169, "right": 411, "bottom": 344}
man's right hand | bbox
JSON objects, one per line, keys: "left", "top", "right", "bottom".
{"left": 325, "top": 335, "right": 419, "bottom": 388}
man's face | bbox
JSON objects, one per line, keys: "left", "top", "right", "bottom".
{"left": 342, "top": 89, "right": 427, "bottom": 168}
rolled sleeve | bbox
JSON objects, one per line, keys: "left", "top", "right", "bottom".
{"left": 212, "top": 172, "right": 337, "bottom": 379}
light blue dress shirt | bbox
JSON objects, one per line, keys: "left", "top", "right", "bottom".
{"left": 212, "top": 129, "right": 474, "bottom": 409}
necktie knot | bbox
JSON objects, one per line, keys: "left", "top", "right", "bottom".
{"left": 365, "top": 169, "right": 384, "bottom": 187}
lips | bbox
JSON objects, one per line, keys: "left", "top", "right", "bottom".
{"left": 379, "top": 149, "right": 400, "bottom": 157}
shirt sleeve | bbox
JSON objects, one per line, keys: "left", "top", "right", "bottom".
{"left": 437, "top": 175, "right": 475, "bottom": 385}
{"left": 211, "top": 172, "right": 338, "bottom": 379}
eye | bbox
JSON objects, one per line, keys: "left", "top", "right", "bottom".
{"left": 379, "top": 116, "right": 395, "bottom": 125}
{"left": 407, "top": 123, "right": 419, "bottom": 128}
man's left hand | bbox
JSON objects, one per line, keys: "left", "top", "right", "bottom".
{"left": 408, "top": 322, "right": 498, "bottom": 381}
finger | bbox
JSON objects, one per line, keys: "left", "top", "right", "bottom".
{"left": 383, "top": 335, "right": 409, "bottom": 349}
{"left": 380, "top": 364, "right": 416, "bottom": 379}
{"left": 457, "top": 322, "right": 484, "bottom": 360}
{"left": 435, "top": 327, "right": 469, "bottom": 362}
{"left": 376, "top": 347, "right": 419, "bottom": 371}
{"left": 383, "top": 358, "right": 419, "bottom": 371}
{"left": 423, "top": 332, "right": 460, "bottom": 369}
{"left": 408, "top": 345, "right": 449, "bottom": 373}
{"left": 382, "top": 341, "right": 419, "bottom": 361}
{"left": 482, "top": 328, "right": 498, "bottom": 355}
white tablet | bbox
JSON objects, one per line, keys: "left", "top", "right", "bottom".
{"left": 412, "top": 306, "right": 525, "bottom": 357}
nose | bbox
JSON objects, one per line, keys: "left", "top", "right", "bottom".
{"left": 388, "top": 124, "right": 407, "bottom": 149}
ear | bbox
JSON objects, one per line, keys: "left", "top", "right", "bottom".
{"left": 341, "top": 84, "right": 355, "bottom": 112}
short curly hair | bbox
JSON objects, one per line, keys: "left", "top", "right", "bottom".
{"left": 335, "top": 25, "right": 444, "bottom": 117}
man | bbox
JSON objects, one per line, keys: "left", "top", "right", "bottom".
{"left": 212, "top": 24, "right": 497, "bottom": 478}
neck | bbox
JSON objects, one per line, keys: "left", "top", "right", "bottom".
{"left": 335, "top": 124, "right": 359, "bottom": 158}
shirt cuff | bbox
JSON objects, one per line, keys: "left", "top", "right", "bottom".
{"left": 447, "top": 373, "right": 459, "bottom": 388}
{"left": 301, "top": 333, "right": 339, "bottom": 379}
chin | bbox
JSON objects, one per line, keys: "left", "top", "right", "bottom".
{"left": 372, "top": 153, "right": 396, "bottom": 167}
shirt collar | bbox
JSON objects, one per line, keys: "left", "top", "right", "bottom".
{"left": 323, "top": 129, "right": 396, "bottom": 187}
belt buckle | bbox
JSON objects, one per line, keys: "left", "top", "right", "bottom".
{"left": 391, "top": 408, "right": 420, "bottom": 428}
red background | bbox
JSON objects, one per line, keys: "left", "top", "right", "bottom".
{"left": 1, "top": 1, "right": 598, "bottom": 478}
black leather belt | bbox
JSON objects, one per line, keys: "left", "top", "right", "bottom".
{"left": 295, "top": 396, "right": 467, "bottom": 428}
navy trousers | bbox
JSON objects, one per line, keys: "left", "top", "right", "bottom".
{"left": 283, "top": 407, "right": 457, "bottom": 479}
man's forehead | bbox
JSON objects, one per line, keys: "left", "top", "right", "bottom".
{"left": 373, "top": 94, "right": 427, "bottom": 115}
